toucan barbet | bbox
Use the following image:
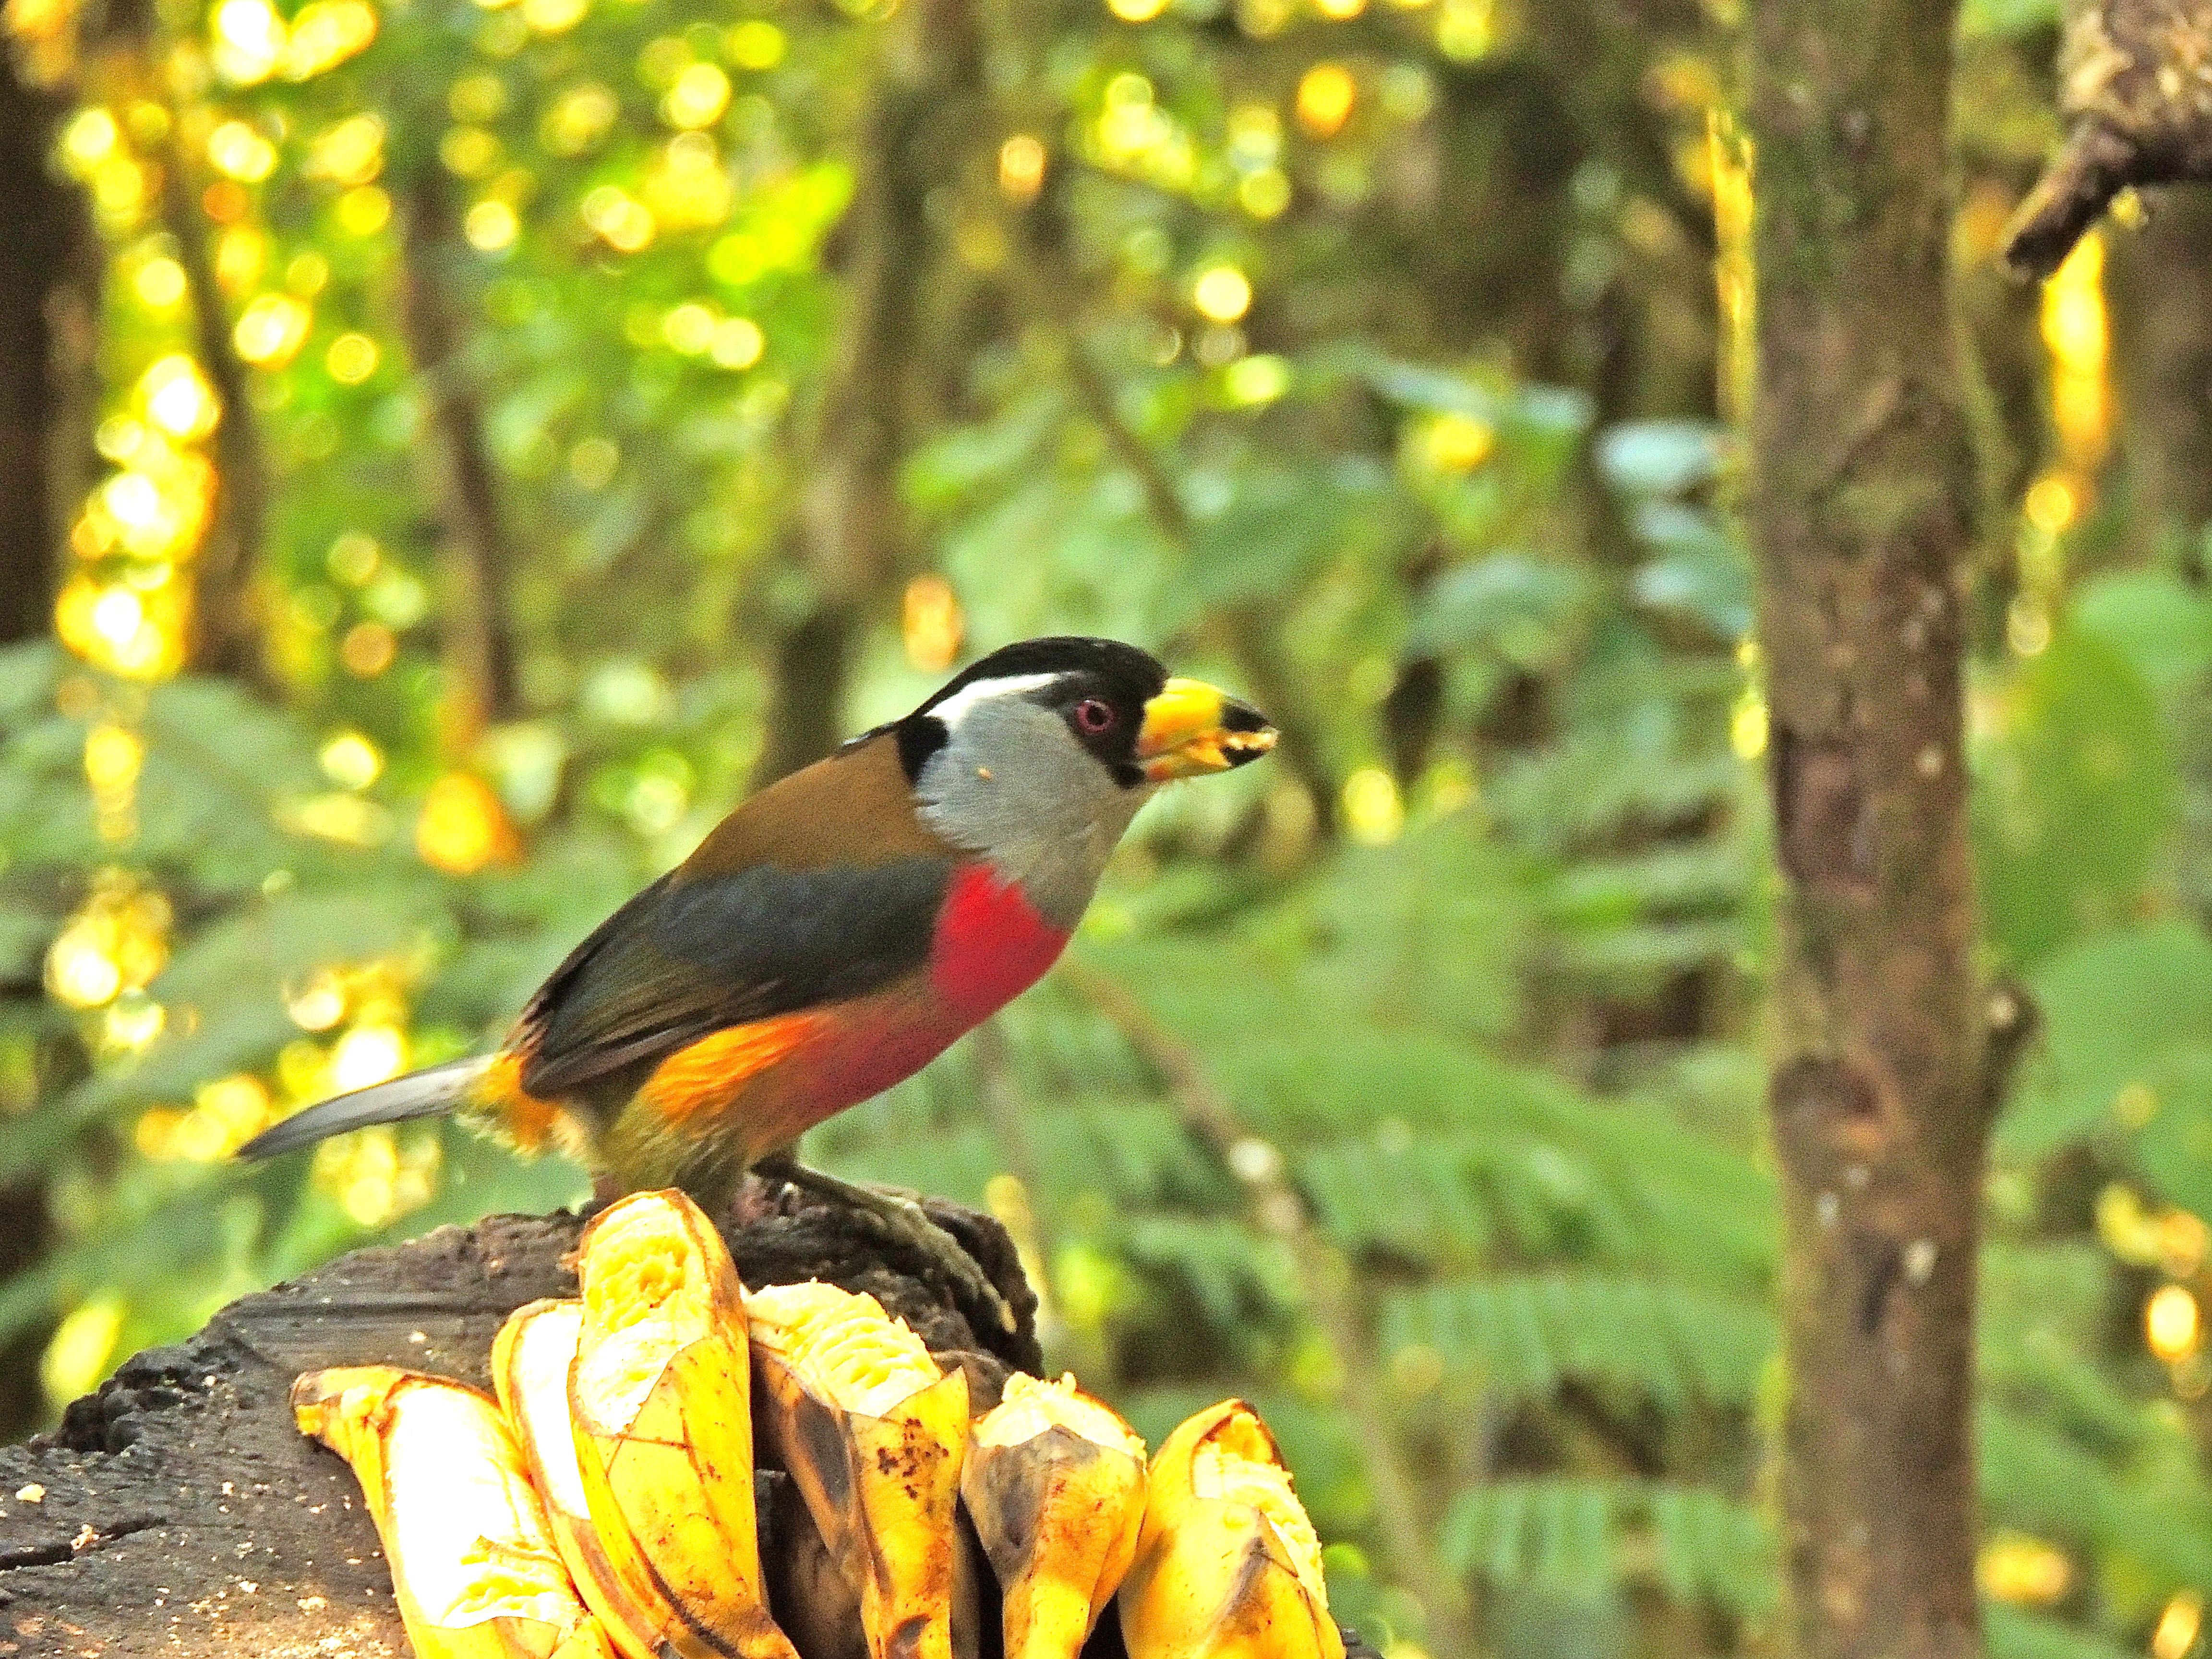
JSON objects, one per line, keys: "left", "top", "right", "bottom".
{"left": 239, "top": 637, "right": 1274, "bottom": 1314}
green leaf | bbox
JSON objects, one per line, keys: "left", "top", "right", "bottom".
{"left": 1976, "top": 628, "right": 2176, "bottom": 965}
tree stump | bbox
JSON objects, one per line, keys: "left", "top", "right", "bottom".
{"left": 0, "top": 1188, "right": 1378, "bottom": 1659}
{"left": 0, "top": 1184, "right": 1047, "bottom": 1659}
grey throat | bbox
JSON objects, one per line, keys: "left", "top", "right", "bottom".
{"left": 912, "top": 682, "right": 1154, "bottom": 929}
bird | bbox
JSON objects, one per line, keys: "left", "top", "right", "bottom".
{"left": 239, "top": 636, "right": 1275, "bottom": 1323}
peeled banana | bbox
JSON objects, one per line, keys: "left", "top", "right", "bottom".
{"left": 566, "top": 1190, "right": 800, "bottom": 1659}
{"left": 291, "top": 1364, "right": 616, "bottom": 1659}
{"left": 748, "top": 1280, "right": 972, "bottom": 1659}
{"left": 961, "top": 1373, "right": 1148, "bottom": 1659}
{"left": 1118, "top": 1399, "right": 1345, "bottom": 1659}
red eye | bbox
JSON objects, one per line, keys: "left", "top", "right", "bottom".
{"left": 1074, "top": 698, "right": 1116, "bottom": 734}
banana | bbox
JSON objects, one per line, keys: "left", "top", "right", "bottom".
{"left": 566, "top": 1190, "right": 801, "bottom": 1659}
{"left": 291, "top": 1364, "right": 616, "bottom": 1659}
{"left": 747, "top": 1281, "right": 972, "bottom": 1659}
{"left": 960, "top": 1373, "right": 1148, "bottom": 1659}
{"left": 1117, "top": 1399, "right": 1345, "bottom": 1659}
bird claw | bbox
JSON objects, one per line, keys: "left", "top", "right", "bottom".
{"left": 767, "top": 1163, "right": 1017, "bottom": 1335}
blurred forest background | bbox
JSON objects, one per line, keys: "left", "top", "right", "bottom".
{"left": 4, "top": 0, "right": 2212, "bottom": 1654}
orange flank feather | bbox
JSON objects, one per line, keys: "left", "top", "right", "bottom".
{"left": 475, "top": 1052, "right": 565, "bottom": 1151}
{"left": 636, "top": 1012, "right": 828, "bottom": 1127}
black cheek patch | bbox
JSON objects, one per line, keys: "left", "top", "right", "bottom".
{"left": 895, "top": 713, "right": 950, "bottom": 783}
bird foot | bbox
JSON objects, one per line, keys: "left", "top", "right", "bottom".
{"left": 760, "top": 1160, "right": 1016, "bottom": 1335}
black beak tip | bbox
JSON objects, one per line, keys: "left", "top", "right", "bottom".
{"left": 1221, "top": 698, "right": 1275, "bottom": 767}
{"left": 1222, "top": 698, "right": 1271, "bottom": 735}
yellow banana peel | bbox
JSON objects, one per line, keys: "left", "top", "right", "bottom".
{"left": 1118, "top": 1399, "right": 1345, "bottom": 1659}
{"left": 961, "top": 1373, "right": 1148, "bottom": 1659}
{"left": 567, "top": 1190, "right": 800, "bottom": 1659}
{"left": 748, "top": 1280, "right": 972, "bottom": 1659}
{"left": 291, "top": 1364, "right": 616, "bottom": 1659}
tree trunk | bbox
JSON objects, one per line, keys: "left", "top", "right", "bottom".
{"left": 1743, "top": 4, "right": 1995, "bottom": 1659}
{"left": 750, "top": 0, "right": 981, "bottom": 787}
{"left": 399, "top": 169, "right": 523, "bottom": 748}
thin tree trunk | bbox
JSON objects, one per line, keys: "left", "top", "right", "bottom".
{"left": 750, "top": 0, "right": 980, "bottom": 786}
{"left": 1743, "top": 4, "right": 1996, "bottom": 1659}
{"left": 399, "top": 170, "right": 521, "bottom": 746}
{"left": 0, "top": 46, "right": 82, "bottom": 649}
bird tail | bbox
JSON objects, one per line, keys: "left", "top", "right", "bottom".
{"left": 236, "top": 1055, "right": 493, "bottom": 1160}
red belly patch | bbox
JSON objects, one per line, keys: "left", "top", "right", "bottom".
{"left": 928, "top": 863, "right": 1071, "bottom": 1025}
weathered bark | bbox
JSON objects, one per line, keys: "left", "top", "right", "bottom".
{"left": 750, "top": 0, "right": 982, "bottom": 787}
{"left": 2002, "top": 0, "right": 2212, "bottom": 277}
{"left": 2106, "top": 189, "right": 2212, "bottom": 557}
{"left": 1743, "top": 3, "right": 1995, "bottom": 1659}
{"left": 399, "top": 170, "right": 522, "bottom": 745}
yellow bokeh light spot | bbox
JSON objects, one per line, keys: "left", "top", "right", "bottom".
{"left": 48, "top": 922, "right": 123, "bottom": 1009}
{"left": 133, "top": 257, "right": 187, "bottom": 308}
{"left": 280, "top": 0, "right": 378, "bottom": 78}
{"left": 140, "top": 355, "right": 219, "bottom": 439}
{"left": 1437, "top": 0, "right": 1498, "bottom": 59}
{"left": 1343, "top": 766, "right": 1404, "bottom": 845}
{"left": 336, "top": 184, "right": 393, "bottom": 236}
{"left": 542, "top": 83, "right": 618, "bottom": 156}
{"left": 580, "top": 184, "right": 656, "bottom": 252}
{"left": 1315, "top": 0, "right": 1366, "bottom": 17}
{"left": 417, "top": 771, "right": 519, "bottom": 873}
{"left": 903, "top": 575, "right": 964, "bottom": 673}
{"left": 84, "top": 724, "right": 143, "bottom": 795}
{"left": 320, "top": 730, "right": 384, "bottom": 790}
{"left": 2022, "top": 472, "right": 2076, "bottom": 535}
{"left": 522, "top": 0, "right": 589, "bottom": 32}
{"left": 212, "top": 0, "right": 286, "bottom": 84}
{"left": 234, "top": 293, "right": 312, "bottom": 368}
{"left": 1421, "top": 411, "right": 1494, "bottom": 474}
{"left": 663, "top": 61, "right": 731, "bottom": 129}
{"left": 309, "top": 114, "right": 386, "bottom": 188}
{"left": 727, "top": 20, "right": 784, "bottom": 67}
{"left": 1107, "top": 0, "right": 1169, "bottom": 18}
{"left": 326, "top": 331, "right": 381, "bottom": 384}
{"left": 1192, "top": 264, "right": 1253, "bottom": 323}
{"left": 2041, "top": 232, "right": 2108, "bottom": 474}
{"left": 330, "top": 1022, "right": 408, "bottom": 1093}
{"left": 288, "top": 971, "right": 349, "bottom": 1032}
{"left": 2148, "top": 1283, "right": 2202, "bottom": 1363}
{"left": 1296, "top": 63, "right": 1357, "bottom": 138}
{"left": 2155, "top": 1594, "right": 2204, "bottom": 1659}
{"left": 41, "top": 1296, "right": 124, "bottom": 1407}
{"left": 709, "top": 316, "right": 765, "bottom": 370}
{"left": 1239, "top": 168, "right": 1291, "bottom": 219}
{"left": 207, "top": 119, "right": 278, "bottom": 182}
{"left": 464, "top": 198, "right": 518, "bottom": 252}
{"left": 341, "top": 620, "right": 398, "bottom": 676}
{"left": 61, "top": 108, "right": 118, "bottom": 176}
{"left": 1976, "top": 1534, "right": 2073, "bottom": 1608}
{"left": 92, "top": 586, "right": 144, "bottom": 649}
{"left": 663, "top": 301, "right": 718, "bottom": 354}
{"left": 999, "top": 134, "right": 1046, "bottom": 202}
{"left": 1731, "top": 688, "right": 1769, "bottom": 760}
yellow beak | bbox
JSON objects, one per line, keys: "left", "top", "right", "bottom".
{"left": 1135, "top": 677, "right": 1278, "bottom": 781}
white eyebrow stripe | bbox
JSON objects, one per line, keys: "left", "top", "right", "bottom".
{"left": 926, "top": 672, "right": 1061, "bottom": 730}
